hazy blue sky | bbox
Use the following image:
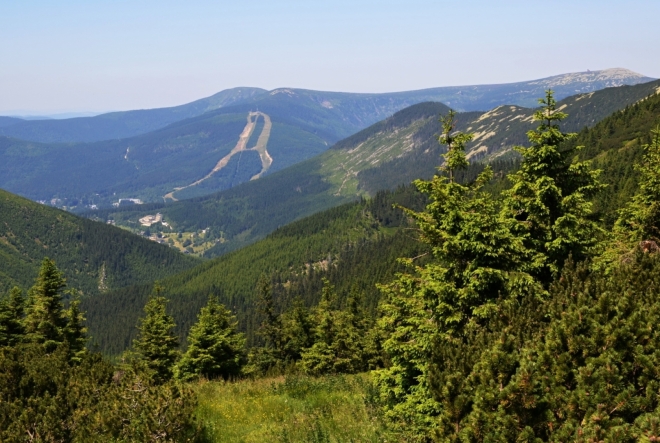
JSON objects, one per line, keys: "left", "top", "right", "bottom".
{"left": 2, "top": 0, "right": 659, "bottom": 114}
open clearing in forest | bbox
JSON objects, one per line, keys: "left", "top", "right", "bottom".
{"left": 163, "top": 111, "right": 273, "bottom": 201}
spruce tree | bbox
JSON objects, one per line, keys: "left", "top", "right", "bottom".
{"left": 255, "top": 276, "right": 282, "bottom": 353}
{"left": 0, "top": 287, "right": 24, "bottom": 347}
{"left": 375, "top": 110, "right": 532, "bottom": 440}
{"left": 607, "top": 126, "right": 660, "bottom": 256}
{"left": 176, "top": 295, "right": 245, "bottom": 380}
{"left": 131, "top": 286, "right": 179, "bottom": 383}
{"left": 280, "top": 297, "right": 314, "bottom": 362}
{"left": 245, "top": 277, "right": 284, "bottom": 375}
{"left": 23, "top": 258, "right": 68, "bottom": 351}
{"left": 64, "top": 295, "right": 88, "bottom": 363}
{"left": 300, "top": 279, "right": 337, "bottom": 375}
{"left": 502, "top": 90, "right": 604, "bottom": 283}
{"left": 300, "top": 279, "right": 370, "bottom": 375}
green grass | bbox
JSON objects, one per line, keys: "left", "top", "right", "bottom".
{"left": 195, "top": 374, "right": 393, "bottom": 442}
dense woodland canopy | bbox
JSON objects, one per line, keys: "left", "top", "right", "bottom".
{"left": 0, "top": 189, "right": 199, "bottom": 295}
{"left": 3, "top": 86, "right": 660, "bottom": 441}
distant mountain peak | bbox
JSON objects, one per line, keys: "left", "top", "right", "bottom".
{"left": 270, "top": 88, "right": 298, "bottom": 97}
{"left": 529, "top": 68, "right": 651, "bottom": 88}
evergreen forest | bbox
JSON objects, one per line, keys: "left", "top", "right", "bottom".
{"left": 3, "top": 86, "right": 660, "bottom": 442}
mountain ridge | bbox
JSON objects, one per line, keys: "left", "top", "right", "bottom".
{"left": 0, "top": 68, "right": 652, "bottom": 145}
{"left": 93, "top": 79, "right": 660, "bottom": 257}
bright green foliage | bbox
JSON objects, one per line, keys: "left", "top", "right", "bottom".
{"left": 0, "top": 344, "right": 198, "bottom": 442}
{"left": 0, "top": 264, "right": 198, "bottom": 441}
{"left": 0, "top": 287, "right": 24, "bottom": 347}
{"left": 300, "top": 280, "right": 374, "bottom": 375}
{"left": 88, "top": 361, "right": 199, "bottom": 442}
{"left": 64, "top": 296, "right": 88, "bottom": 363}
{"left": 428, "top": 283, "right": 546, "bottom": 442}
{"left": 196, "top": 374, "right": 395, "bottom": 442}
{"left": 434, "top": 255, "right": 660, "bottom": 441}
{"left": 502, "top": 90, "right": 604, "bottom": 283}
{"left": 611, "top": 126, "right": 660, "bottom": 249}
{"left": 23, "top": 257, "right": 69, "bottom": 351}
{"left": 132, "top": 287, "right": 179, "bottom": 383}
{"left": 280, "top": 297, "right": 315, "bottom": 362}
{"left": 176, "top": 295, "right": 245, "bottom": 380}
{"left": 374, "top": 112, "right": 533, "bottom": 439}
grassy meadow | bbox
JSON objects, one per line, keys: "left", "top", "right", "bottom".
{"left": 195, "top": 373, "right": 395, "bottom": 442}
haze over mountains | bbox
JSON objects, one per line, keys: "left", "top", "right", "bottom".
{"left": 4, "top": 64, "right": 660, "bottom": 439}
{"left": 0, "top": 68, "right": 654, "bottom": 210}
{"left": 92, "top": 77, "right": 660, "bottom": 257}
{"left": 0, "top": 68, "right": 652, "bottom": 145}
{"left": 81, "top": 86, "right": 660, "bottom": 354}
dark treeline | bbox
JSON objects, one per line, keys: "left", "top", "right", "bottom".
{"left": 82, "top": 185, "right": 429, "bottom": 354}
{"left": 0, "top": 190, "right": 199, "bottom": 295}
{"left": 5, "top": 86, "right": 660, "bottom": 441}
{"left": 83, "top": 90, "right": 660, "bottom": 358}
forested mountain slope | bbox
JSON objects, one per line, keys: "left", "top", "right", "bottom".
{"left": 0, "top": 106, "right": 330, "bottom": 205}
{"left": 97, "top": 79, "right": 660, "bottom": 257}
{"left": 82, "top": 83, "right": 660, "bottom": 356}
{"left": 82, "top": 187, "right": 427, "bottom": 354}
{"left": 0, "top": 189, "right": 199, "bottom": 295}
{"left": 1, "top": 71, "right": 653, "bottom": 208}
{"left": 0, "top": 116, "right": 23, "bottom": 128}
{"left": 354, "top": 78, "right": 660, "bottom": 193}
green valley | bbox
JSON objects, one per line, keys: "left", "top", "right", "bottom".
{"left": 5, "top": 83, "right": 660, "bottom": 441}
{"left": 96, "top": 79, "right": 660, "bottom": 257}
{"left": 0, "top": 189, "right": 199, "bottom": 295}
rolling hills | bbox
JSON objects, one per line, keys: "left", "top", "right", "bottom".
{"left": 1, "top": 68, "right": 652, "bottom": 145}
{"left": 81, "top": 84, "right": 660, "bottom": 354}
{"left": 94, "top": 79, "right": 660, "bottom": 256}
{"left": 0, "top": 87, "right": 267, "bottom": 143}
{"left": 0, "top": 189, "right": 199, "bottom": 295}
{"left": 0, "top": 69, "right": 653, "bottom": 208}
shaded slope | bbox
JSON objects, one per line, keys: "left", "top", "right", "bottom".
{"left": 91, "top": 80, "right": 660, "bottom": 257}
{"left": 0, "top": 107, "right": 328, "bottom": 205}
{"left": 0, "top": 117, "right": 23, "bottom": 128}
{"left": 83, "top": 80, "right": 660, "bottom": 355}
{"left": 0, "top": 189, "right": 199, "bottom": 295}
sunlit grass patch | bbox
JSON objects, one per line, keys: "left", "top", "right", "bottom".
{"left": 195, "top": 373, "right": 392, "bottom": 442}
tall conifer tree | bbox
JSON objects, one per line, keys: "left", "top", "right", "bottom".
{"left": 64, "top": 296, "right": 88, "bottom": 363}
{"left": 176, "top": 295, "right": 245, "bottom": 380}
{"left": 0, "top": 287, "right": 24, "bottom": 347}
{"left": 502, "top": 90, "right": 604, "bottom": 283}
{"left": 375, "top": 111, "right": 529, "bottom": 439}
{"left": 23, "top": 258, "right": 68, "bottom": 351}
{"left": 612, "top": 126, "right": 660, "bottom": 244}
{"left": 132, "top": 286, "right": 179, "bottom": 383}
